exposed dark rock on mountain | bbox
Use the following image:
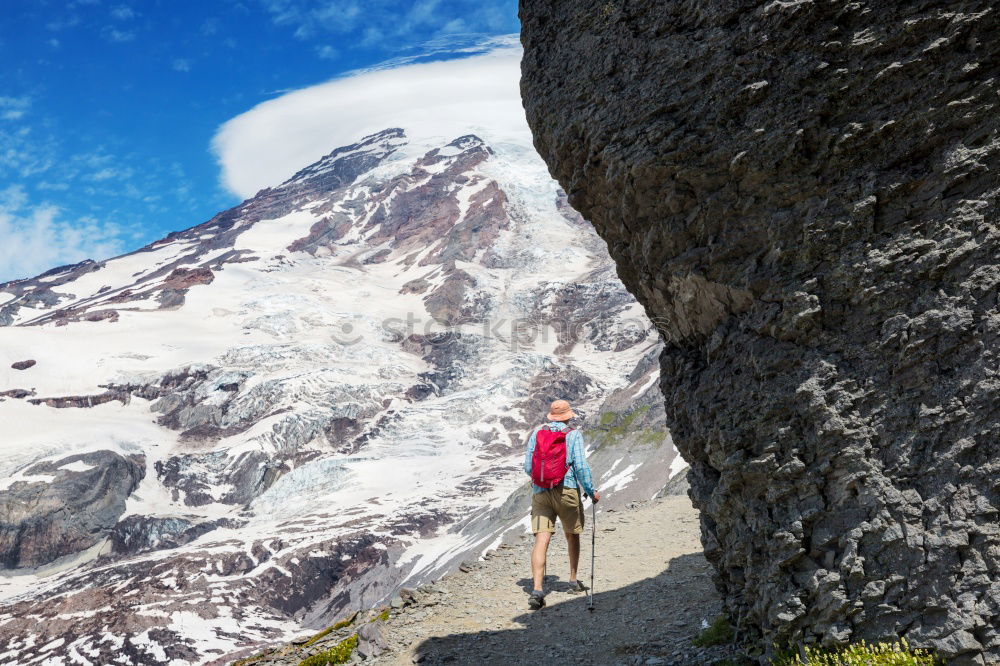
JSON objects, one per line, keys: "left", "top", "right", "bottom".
{"left": 520, "top": 1, "right": 1000, "bottom": 663}
{"left": 0, "top": 127, "right": 677, "bottom": 664}
{"left": 0, "top": 388, "right": 34, "bottom": 399}
{"left": 0, "top": 451, "right": 145, "bottom": 568}
{"left": 109, "top": 515, "right": 243, "bottom": 557}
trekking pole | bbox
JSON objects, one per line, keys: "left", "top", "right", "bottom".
{"left": 588, "top": 500, "right": 596, "bottom": 612}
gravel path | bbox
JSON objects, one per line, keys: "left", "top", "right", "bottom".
{"left": 372, "top": 495, "right": 734, "bottom": 666}
{"left": 232, "top": 496, "right": 737, "bottom": 666}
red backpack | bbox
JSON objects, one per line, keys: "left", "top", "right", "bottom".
{"left": 531, "top": 426, "right": 574, "bottom": 488}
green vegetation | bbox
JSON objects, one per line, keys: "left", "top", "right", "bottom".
{"left": 298, "top": 634, "right": 358, "bottom": 666}
{"left": 637, "top": 429, "right": 665, "bottom": 446}
{"left": 771, "top": 640, "right": 937, "bottom": 665}
{"left": 333, "top": 612, "right": 359, "bottom": 630}
{"left": 303, "top": 627, "right": 336, "bottom": 647}
{"left": 597, "top": 405, "right": 661, "bottom": 445}
{"left": 693, "top": 616, "right": 735, "bottom": 647}
{"left": 377, "top": 608, "right": 390, "bottom": 622}
{"left": 233, "top": 654, "right": 266, "bottom": 666}
{"left": 303, "top": 612, "right": 357, "bottom": 647}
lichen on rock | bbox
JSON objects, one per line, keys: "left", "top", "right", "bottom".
{"left": 520, "top": 1, "right": 1000, "bottom": 663}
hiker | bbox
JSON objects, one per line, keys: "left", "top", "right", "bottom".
{"left": 523, "top": 399, "right": 601, "bottom": 609}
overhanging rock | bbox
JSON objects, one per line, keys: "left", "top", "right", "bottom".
{"left": 519, "top": 1, "right": 1000, "bottom": 662}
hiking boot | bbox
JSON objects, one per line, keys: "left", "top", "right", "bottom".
{"left": 528, "top": 590, "right": 546, "bottom": 610}
{"left": 566, "top": 580, "right": 588, "bottom": 594}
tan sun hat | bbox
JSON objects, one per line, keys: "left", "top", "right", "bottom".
{"left": 547, "top": 399, "right": 576, "bottom": 422}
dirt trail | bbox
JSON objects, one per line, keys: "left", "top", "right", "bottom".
{"left": 371, "top": 496, "right": 733, "bottom": 666}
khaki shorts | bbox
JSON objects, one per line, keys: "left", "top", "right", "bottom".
{"left": 531, "top": 485, "right": 585, "bottom": 534}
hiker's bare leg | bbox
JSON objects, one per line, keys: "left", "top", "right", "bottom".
{"left": 531, "top": 532, "right": 552, "bottom": 591}
{"left": 566, "top": 532, "right": 580, "bottom": 581}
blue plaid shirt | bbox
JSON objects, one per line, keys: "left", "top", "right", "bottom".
{"left": 523, "top": 421, "right": 596, "bottom": 498}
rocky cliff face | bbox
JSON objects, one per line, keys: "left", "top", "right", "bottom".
{"left": 520, "top": 1, "right": 1000, "bottom": 663}
{"left": 0, "top": 127, "right": 680, "bottom": 664}
{"left": 0, "top": 451, "right": 145, "bottom": 568}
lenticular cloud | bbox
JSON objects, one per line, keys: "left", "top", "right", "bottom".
{"left": 212, "top": 36, "right": 527, "bottom": 199}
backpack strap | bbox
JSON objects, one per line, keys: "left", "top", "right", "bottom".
{"left": 541, "top": 423, "right": 574, "bottom": 433}
{"left": 563, "top": 427, "right": 576, "bottom": 468}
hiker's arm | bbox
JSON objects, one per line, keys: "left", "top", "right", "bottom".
{"left": 523, "top": 429, "right": 537, "bottom": 477}
{"left": 569, "top": 430, "right": 597, "bottom": 499}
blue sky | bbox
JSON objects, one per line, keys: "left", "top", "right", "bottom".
{"left": 0, "top": 0, "right": 518, "bottom": 282}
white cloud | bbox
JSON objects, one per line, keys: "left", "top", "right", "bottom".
{"left": 315, "top": 44, "right": 338, "bottom": 60}
{"left": 351, "top": 34, "right": 516, "bottom": 74}
{"left": 0, "top": 96, "right": 31, "bottom": 122}
{"left": 212, "top": 36, "right": 528, "bottom": 198}
{"left": 89, "top": 165, "right": 134, "bottom": 181}
{"left": 408, "top": 0, "right": 441, "bottom": 24}
{"left": 440, "top": 18, "right": 468, "bottom": 33}
{"left": 103, "top": 27, "right": 135, "bottom": 42}
{"left": 37, "top": 181, "right": 70, "bottom": 191}
{"left": 46, "top": 16, "right": 82, "bottom": 32}
{"left": 90, "top": 167, "right": 117, "bottom": 181}
{"left": 0, "top": 125, "right": 56, "bottom": 178}
{"left": 110, "top": 5, "right": 136, "bottom": 20}
{"left": 0, "top": 186, "right": 125, "bottom": 283}
{"left": 201, "top": 18, "right": 219, "bottom": 36}
{"left": 173, "top": 58, "right": 191, "bottom": 72}
{"left": 257, "top": 0, "right": 513, "bottom": 42}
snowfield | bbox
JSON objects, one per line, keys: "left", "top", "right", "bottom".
{"left": 0, "top": 127, "right": 683, "bottom": 665}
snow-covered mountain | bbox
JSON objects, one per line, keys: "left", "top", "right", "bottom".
{"left": 0, "top": 127, "right": 680, "bottom": 665}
